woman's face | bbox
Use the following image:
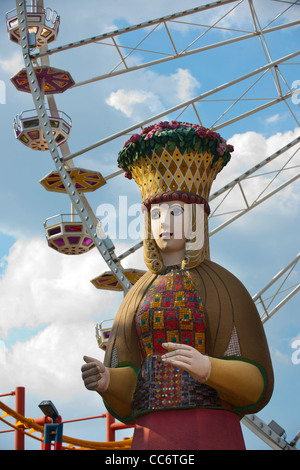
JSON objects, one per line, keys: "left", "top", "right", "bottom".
{"left": 150, "top": 201, "right": 187, "bottom": 258}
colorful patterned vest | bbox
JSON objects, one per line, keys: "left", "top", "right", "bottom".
{"left": 132, "top": 266, "right": 221, "bottom": 417}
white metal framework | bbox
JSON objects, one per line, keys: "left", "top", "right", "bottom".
{"left": 11, "top": 0, "right": 299, "bottom": 449}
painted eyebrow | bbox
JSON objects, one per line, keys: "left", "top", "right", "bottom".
{"left": 150, "top": 204, "right": 184, "bottom": 211}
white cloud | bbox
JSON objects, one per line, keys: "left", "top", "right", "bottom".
{"left": 170, "top": 68, "right": 200, "bottom": 101}
{"left": 0, "top": 52, "right": 23, "bottom": 75}
{"left": 212, "top": 128, "right": 300, "bottom": 196}
{"left": 265, "top": 114, "right": 281, "bottom": 124}
{"left": 106, "top": 89, "right": 163, "bottom": 118}
{"left": 105, "top": 67, "right": 200, "bottom": 120}
{"left": 0, "top": 238, "right": 120, "bottom": 337}
{"left": 2, "top": 321, "right": 102, "bottom": 398}
{"left": 149, "top": 67, "right": 200, "bottom": 105}
{"left": 0, "top": 236, "right": 145, "bottom": 399}
{"left": 209, "top": 128, "right": 300, "bottom": 232}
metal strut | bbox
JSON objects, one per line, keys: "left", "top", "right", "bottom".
{"left": 253, "top": 253, "right": 300, "bottom": 324}
{"left": 242, "top": 414, "right": 298, "bottom": 450}
{"left": 15, "top": 0, "right": 132, "bottom": 293}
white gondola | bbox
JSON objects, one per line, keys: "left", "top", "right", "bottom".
{"left": 95, "top": 320, "right": 114, "bottom": 351}
{"left": 44, "top": 214, "right": 95, "bottom": 255}
{"left": 14, "top": 109, "right": 71, "bottom": 150}
{"left": 6, "top": 5, "right": 59, "bottom": 48}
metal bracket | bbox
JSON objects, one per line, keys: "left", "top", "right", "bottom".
{"left": 242, "top": 414, "right": 298, "bottom": 450}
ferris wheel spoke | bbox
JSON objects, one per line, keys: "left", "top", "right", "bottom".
{"left": 31, "top": 0, "right": 244, "bottom": 60}
{"left": 252, "top": 253, "right": 300, "bottom": 324}
{"left": 61, "top": 49, "right": 300, "bottom": 165}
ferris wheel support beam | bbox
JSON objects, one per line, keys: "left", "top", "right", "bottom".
{"left": 209, "top": 135, "right": 300, "bottom": 234}
{"left": 241, "top": 414, "right": 297, "bottom": 450}
{"left": 248, "top": 0, "right": 282, "bottom": 97}
{"left": 62, "top": 49, "right": 300, "bottom": 164}
{"left": 252, "top": 253, "right": 300, "bottom": 324}
{"left": 262, "top": 285, "right": 300, "bottom": 323}
{"left": 30, "top": 5, "right": 300, "bottom": 91}
{"left": 210, "top": 136, "right": 300, "bottom": 201}
{"left": 209, "top": 170, "right": 300, "bottom": 235}
{"left": 211, "top": 91, "right": 297, "bottom": 130}
{"left": 30, "top": 0, "right": 245, "bottom": 59}
{"left": 16, "top": 0, "right": 133, "bottom": 293}
{"left": 71, "top": 19, "right": 300, "bottom": 89}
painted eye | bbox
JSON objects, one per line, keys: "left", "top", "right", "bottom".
{"left": 151, "top": 210, "right": 160, "bottom": 220}
{"left": 171, "top": 207, "right": 184, "bottom": 216}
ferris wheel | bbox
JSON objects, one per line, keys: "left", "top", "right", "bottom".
{"left": 6, "top": 0, "right": 300, "bottom": 449}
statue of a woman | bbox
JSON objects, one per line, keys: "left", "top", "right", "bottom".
{"left": 81, "top": 122, "right": 274, "bottom": 450}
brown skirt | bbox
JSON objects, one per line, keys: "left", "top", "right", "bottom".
{"left": 131, "top": 408, "right": 246, "bottom": 450}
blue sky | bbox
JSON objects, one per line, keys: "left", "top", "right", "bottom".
{"left": 0, "top": 0, "right": 299, "bottom": 450}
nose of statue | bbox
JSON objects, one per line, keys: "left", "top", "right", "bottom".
{"left": 160, "top": 218, "right": 170, "bottom": 230}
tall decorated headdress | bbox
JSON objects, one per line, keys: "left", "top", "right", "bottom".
{"left": 118, "top": 121, "right": 233, "bottom": 273}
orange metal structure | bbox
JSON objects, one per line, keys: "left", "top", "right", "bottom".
{"left": 0, "top": 387, "right": 134, "bottom": 450}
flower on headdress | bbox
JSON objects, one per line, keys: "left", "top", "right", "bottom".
{"left": 195, "top": 126, "right": 207, "bottom": 138}
{"left": 144, "top": 129, "right": 156, "bottom": 141}
{"left": 206, "top": 129, "right": 218, "bottom": 140}
{"left": 168, "top": 121, "right": 181, "bottom": 130}
{"left": 141, "top": 125, "right": 155, "bottom": 135}
{"left": 216, "top": 138, "right": 227, "bottom": 156}
{"left": 123, "top": 133, "right": 141, "bottom": 147}
{"left": 156, "top": 121, "right": 168, "bottom": 130}
{"left": 130, "top": 133, "right": 141, "bottom": 143}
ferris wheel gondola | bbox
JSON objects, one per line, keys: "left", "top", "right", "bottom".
{"left": 6, "top": 4, "right": 59, "bottom": 47}
{"left": 14, "top": 108, "right": 71, "bottom": 150}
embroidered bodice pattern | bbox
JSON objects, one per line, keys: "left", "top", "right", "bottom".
{"left": 132, "top": 266, "right": 221, "bottom": 417}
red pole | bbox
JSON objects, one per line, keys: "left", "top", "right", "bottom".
{"left": 15, "top": 387, "right": 25, "bottom": 450}
{"left": 106, "top": 411, "right": 115, "bottom": 442}
{"left": 34, "top": 416, "right": 51, "bottom": 449}
{"left": 54, "top": 440, "right": 62, "bottom": 450}
{"left": 110, "top": 422, "right": 134, "bottom": 431}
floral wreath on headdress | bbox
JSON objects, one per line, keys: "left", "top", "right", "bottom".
{"left": 118, "top": 121, "right": 234, "bottom": 179}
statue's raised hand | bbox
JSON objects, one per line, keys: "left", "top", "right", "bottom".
{"left": 81, "top": 355, "right": 110, "bottom": 393}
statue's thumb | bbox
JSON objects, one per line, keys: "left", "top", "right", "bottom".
{"left": 83, "top": 356, "right": 105, "bottom": 373}
{"left": 83, "top": 355, "right": 98, "bottom": 364}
